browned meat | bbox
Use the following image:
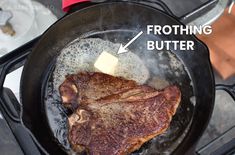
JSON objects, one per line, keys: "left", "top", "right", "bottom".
{"left": 59, "top": 72, "right": 137, "bottom": 109}
{"left": 59, "top": 72, "right": 181, "bottom": 155}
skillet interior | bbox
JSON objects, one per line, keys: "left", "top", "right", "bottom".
{"left": 44, "top": 29, "right": 195, "bottom": 154}
{"left": 20, "top": 2, "right": 215, "bottom": 155}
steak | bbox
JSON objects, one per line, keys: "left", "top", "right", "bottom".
{"left": 59, "top": 72, "right": 137, "bottom": 110}
{"left": 59, "top": 72, "right": 181, "bottom": 155}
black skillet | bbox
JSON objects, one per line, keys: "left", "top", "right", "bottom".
{"left": 0, "top": 1, "right": 234, "bottom": 155}
{"left": 21, "top": 2, "right": 215, "bottom": 154}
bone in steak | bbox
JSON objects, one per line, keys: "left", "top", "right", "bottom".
{"left": 59, "top": 72, "right": 181, "bottom": 155}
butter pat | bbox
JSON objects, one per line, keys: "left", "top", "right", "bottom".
{"left": 94, "top": 51, "right": 118, "bottom": 74}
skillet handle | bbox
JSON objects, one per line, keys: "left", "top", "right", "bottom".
{"left": 216, "top": 84, "right": 235, "bottom": 101}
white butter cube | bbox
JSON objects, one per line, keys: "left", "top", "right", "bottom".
{"left": 94, "top": 51, "right": 118, "bottom": 74}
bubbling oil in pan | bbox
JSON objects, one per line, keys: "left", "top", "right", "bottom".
{"left": 44, "top": 38, "right": 194, "bottom": 155}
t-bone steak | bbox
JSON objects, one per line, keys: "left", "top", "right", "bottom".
{"left": 59, "top": 72, "right": 181, "bottom": 155}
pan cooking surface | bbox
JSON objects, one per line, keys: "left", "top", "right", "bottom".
{"left": 44, "top": 30, "right": 195, "bottom": 155}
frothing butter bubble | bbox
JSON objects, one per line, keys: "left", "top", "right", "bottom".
{"left": 53, "top": 38, "right": 150, "bottom": 93}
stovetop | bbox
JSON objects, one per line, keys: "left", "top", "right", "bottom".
{"left": 0, "top": 0, "right": 235, "bottom": 155}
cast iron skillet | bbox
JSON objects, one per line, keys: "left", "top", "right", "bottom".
{"left": 1, "top": 1, "right": 234, "bottom": 155}
{"left": 18, "top": 2, "right": 216, "bottom": 155}
{"left": 0, "top": 1, "right": 220, "bottom": 155}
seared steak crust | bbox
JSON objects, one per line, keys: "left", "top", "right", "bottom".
{"left": 59, "top": 72, "right": 181, "bottom": 155}
{"left": 59, "top": 72, "right": 137, "bottom": 109}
